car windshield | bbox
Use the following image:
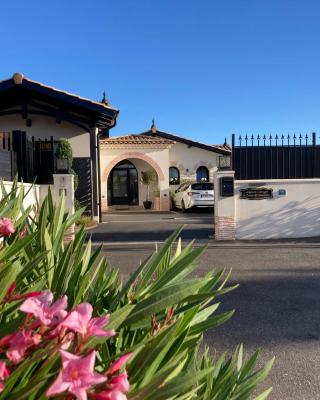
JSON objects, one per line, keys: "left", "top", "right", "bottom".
{"left": 191, "top": 183, "right": 213, "bottom": 191}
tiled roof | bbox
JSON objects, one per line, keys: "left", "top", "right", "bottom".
{"left": 141, "top": 128, "right": 231, "bottom": 155}
{"left": 210, "top": 143, "right": 232, "bottom": 152}
{"left": 100, "top": 134, "right": 175, "bottom": 145}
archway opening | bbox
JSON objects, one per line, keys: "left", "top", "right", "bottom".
{"left": 107, "top": 160, "right": 139, "bottom": 206}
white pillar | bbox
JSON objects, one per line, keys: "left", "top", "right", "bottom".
{"left": 52, "top": 174, "right": 74, "bottom": 214}
{"left": 213, "top": 170, "right": 236, "bottom": 240}
{"left": 53, "top": 174, "right": 75, "bottom": 242}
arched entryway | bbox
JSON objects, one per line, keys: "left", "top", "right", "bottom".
{"left": 107, "top": 160, "right": 139, "bottom": 206}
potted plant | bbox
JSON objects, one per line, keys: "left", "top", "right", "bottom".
{"left": 55, "top": 139, "right": 79, "bottom": 192}
{"left": 141, "top": 170, "right": 157, "bottom": 209}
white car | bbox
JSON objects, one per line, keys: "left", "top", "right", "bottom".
{"left": 174, "top": 182, "right": 214, "bottom": 212}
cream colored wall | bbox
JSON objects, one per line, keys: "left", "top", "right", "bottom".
{"left": 0, "top": 114, "right": 90, "bottom": 157}
{"left": 2, "top": 181, "right": 40, "bottom": 210}
{"left": 235, "top": 179, "right": 320, "bottom": 239}
{"left": 100, "top": 147, "right": 170, "bottom": 206}
{"left": 168, "top": 142, "right": 220, "bottom": 189}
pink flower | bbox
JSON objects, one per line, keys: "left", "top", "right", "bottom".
{"left": 6, "top": 330, "right": 41, "bottom": 363}
{"left": 20, "top": 226, "right": 27, "bottom": 238}
{"left": 95, "top": 372, "right": 130, "bottom": 400}
{"left": 95, "top": 390, "right": 128, "bottom": 400}
{"left": 0, "top": 360, "right": 9, "bottom": 392}
{"left": 20, "top": 290, "right": 68, "bottom": 327}
{"left": 60, "top": 303, "right": 115, "bottom": 340}
{"left": 107, "top": 353, "right": 133, "bottom": 375}
{"left": 47, "top": 350, "right": 107, "bottom": 400}
{"left": 0, "top": 218, "right": 15, "bottom": 237}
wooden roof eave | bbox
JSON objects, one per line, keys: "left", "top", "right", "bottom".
{"left": 0, "top": 76, "right": 119, "bottom": 132}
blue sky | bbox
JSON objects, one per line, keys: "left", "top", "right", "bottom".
{"left": 1, "top": 0, "right": 320, "bottom": 144}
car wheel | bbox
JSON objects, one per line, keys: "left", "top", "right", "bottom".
{"left": 181, "top": 200, "right": 187, "bottom": 213}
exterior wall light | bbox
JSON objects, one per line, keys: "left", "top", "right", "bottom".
{"left": 218, "top": 156, "right": 231, "bottom": 170}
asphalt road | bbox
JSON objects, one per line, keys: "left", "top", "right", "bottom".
{"left": 91, "top": 212, "right": 320, "bottom": 400}
{"left": 91, "top": 210, "right": 214, "bottom": 244}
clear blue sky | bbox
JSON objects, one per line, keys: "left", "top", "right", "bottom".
{"left": 2, "top": 0, "right": 320, "bottom": 144}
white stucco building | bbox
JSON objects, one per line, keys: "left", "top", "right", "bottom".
{"left": 100, "top": 121, "right": 231, "bottom": 211}
{"left": 0, "top": 72, "right": 119, "bottom": 221}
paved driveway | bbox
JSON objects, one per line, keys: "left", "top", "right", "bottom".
{"left": 91, "top": 210, "right": 214, "bottom": 244}
{"left": 91, "top": 212, "right": 320, "bottom": 399}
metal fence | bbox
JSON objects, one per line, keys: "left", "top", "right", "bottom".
{"left": 0, "top": 131, "right": 17, "bottom": 180}
{"left": 232, "top": 133, "right": 320, "bottom": 180}
{"left": 12, "top": 131, "right": 55, "bottom": 184}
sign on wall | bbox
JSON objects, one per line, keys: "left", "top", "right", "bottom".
{"left": 240, "top": 187, "right": 273, "bottom": 200}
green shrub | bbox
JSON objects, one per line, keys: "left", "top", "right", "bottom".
{"left": 76, "top": 215, "right": 96, "bottom": 228}
{"left": 141, "top": 170, "right": 157, "bottom": 202}
{"left": 56, "top": 139, "right": 79, "bottom": 191}
{"left": 56, "top": 139, "right": 73, "bottom": 160}
{"left": 0, "top": 180, "right": 274, "bottom": 399}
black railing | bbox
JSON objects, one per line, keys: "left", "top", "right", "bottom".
{"left": 0, "top": 131, "right": 17, "bottom": 180}
{"left": 12, "top": 131, "right": 55, "bottom": 184}
{"left": 232, "top": 133, "right": 320, "bottom": 180}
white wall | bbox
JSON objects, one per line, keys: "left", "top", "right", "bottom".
{"left": 235, "top": 179, "right": 320, "bottom": 239}
{"left": 1, "top": 181, "right": 40, "bottom": 210}
{"left": 0, "top": 114, "right": 90, "bottom": 157}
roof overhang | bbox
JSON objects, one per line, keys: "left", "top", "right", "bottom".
{"left": 141, "top": 129, "right": 231, "bottom": 155}
{"left": 0, "top": 73, "right": 119, "bottom": 133}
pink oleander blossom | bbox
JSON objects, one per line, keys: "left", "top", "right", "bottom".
{"left": 95, "top": 390, "right": 128, "bottom": 400}
{"left": 6, "top": 330, "right": 41, "bottom": 363}
{"left": 47, "top": 350, "right": 107, "bottom": 400}
{"left": 0, "top": 218, "right": 15, "bottom": 237}
{"left": 60, "top": 303, "right": 115, "bottom": 340}
{"left": 20, "top": 226, "right": 27, "bottom": 238}
{"left": 95, "top": 356, "right": 132, "bottom": 399}
{"left": 109, "top": 372, "right": 130, "bottom": 393}
{"left": 107, "top": 353, "right": 133, "bottom": 375}
{"left": 20, "top": 290, "right": 68, "bottom": 327}
{"left": 0, "top": 360, "right": 9, "bottom": 392}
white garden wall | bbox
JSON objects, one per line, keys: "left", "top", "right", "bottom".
{"left": 1, "top": 175, "right": 74, "bottom": 215}
{"left": 2, "top": 181, "right": 40, "bottom": 210}
{"left": 235, "top": 179, "right": 320, "bottom": 239}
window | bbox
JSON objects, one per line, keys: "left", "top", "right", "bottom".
{"left": 169, "top": 167, "right": 180, "bottom": 185}
{"left": 196, "top": 166, "right": 209, "bottom": 182}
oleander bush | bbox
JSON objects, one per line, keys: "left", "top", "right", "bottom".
{"left": 0, "top": 179, "right": 274, "bottom": 400}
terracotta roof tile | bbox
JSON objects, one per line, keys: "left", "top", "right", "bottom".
{"left": 140, "top": 127, "right": 231, "bottom": 155}
{"left": 210, "top": 143, "right": 232, "bottom": 152}
{"left": 100, "top": 134, "right": 174, "bottom": 146}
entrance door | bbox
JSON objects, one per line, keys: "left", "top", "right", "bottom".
{"left": 110, "top": 160, "right": 138, "bottom": 205}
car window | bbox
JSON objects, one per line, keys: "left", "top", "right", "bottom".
{"left": 191, "top": 183, "right": 213, "bottom": 191}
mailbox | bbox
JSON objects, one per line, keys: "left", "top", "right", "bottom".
{"left": 220, "top": 177, "right": 234, "bottom": 197}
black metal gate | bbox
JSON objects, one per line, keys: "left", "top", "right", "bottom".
{"left": 12, "top": 132, "right": 55, "bottom": 184}
{"left": 12, "top": 131, "right": 34, "bottom": 183}
{"left": 232, "top": 133, "right": 320, "bottom": 180}
{"left": 34, "top": 138, "right": 55, "bottom": 184}
{"left": 72, "top": 157, "right": 92, "bottom": 215}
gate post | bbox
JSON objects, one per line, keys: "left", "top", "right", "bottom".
{"left": 53, "top": 174, "right": 75, "bottom": 242}
{"left": 213, "top": 170, "right": 236, "bottom": 240}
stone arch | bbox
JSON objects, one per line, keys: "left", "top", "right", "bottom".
{"left": 102, "top": 152, "right": 165, "bottom": 182}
